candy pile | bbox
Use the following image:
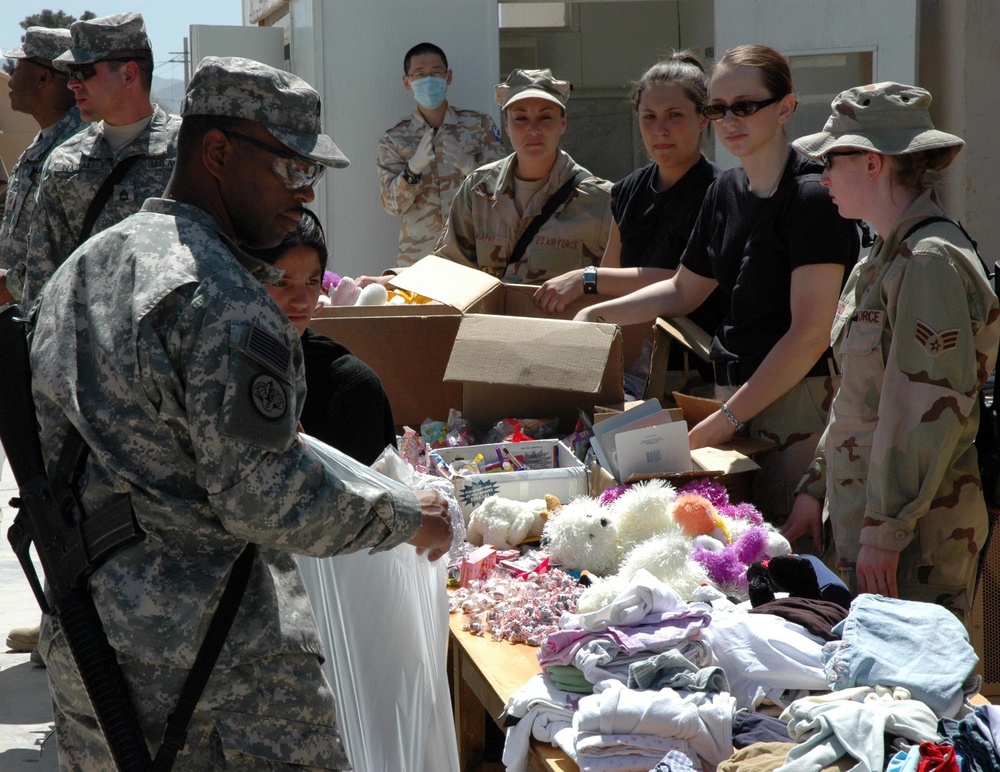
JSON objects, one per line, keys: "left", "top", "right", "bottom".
{"left": 449, "top": 568, "right": 584, "bottom": 646}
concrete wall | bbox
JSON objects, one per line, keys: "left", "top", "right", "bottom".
{"left": 287, "top": 0, "right": 500, "bottom": 279}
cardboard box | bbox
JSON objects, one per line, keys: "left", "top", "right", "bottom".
{"left": 310, "top": 256, "right": 626, "bottom": 432}
{"left": 645, "top": 315, "right": 714, "bottom": 403}
{"left": 431, "top": 439, "right": 587, "bottom": 518}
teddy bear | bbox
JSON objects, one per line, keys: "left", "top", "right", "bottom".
{"left": 466, "top": 493, "right": 561, "bottom": 550}
{"left": 541, "top": 495, "right": 621, "bottom": 577}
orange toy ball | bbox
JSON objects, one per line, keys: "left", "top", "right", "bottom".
{"left": 672, "top": 493, "right": 718, "bottom": 536}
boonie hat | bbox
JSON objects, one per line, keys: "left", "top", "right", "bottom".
{"left": 53, "top": 12, "right": 151, "bottom": 68}
{"left": 495, "top": 68, "right": 571, "bottom": 110}
{"left": 793, "top": 82, "right": 963, "bottom": 164}
{"left": 182, "top": 56, "right": 350, "bottom": 169}
{"left": 3, "top": 27, "right": 72, "bottom": 61}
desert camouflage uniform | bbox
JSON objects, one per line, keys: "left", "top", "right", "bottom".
{"left": 435, "top": 149, "right": 612, "bottom": 283}
{"left": 31, "top": 198, "right": 422, "bottom": 769}
{"left": 19, "top": 104, "right": 179, "bottom": 306}
{"left": 1, "top": 107, "right": 86, "bottom": 301}
{"left": 798, "top": 191, "right": 1000, "bottom": 607}
{"left": 378, "top": 105, "right": 504, "bottom": 267}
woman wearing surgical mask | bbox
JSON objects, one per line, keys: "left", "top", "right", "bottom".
{"left": 377, "top": 42, "right": 505, "bottom": 268}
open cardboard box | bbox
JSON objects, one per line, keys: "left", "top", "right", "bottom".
{"left": 311, "top": 255, "right": 635, "bottom": 432}
{"left": 645, "top": 315, "right": 714, "bottom": 403}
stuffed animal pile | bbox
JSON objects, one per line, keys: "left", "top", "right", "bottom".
{"left": 539, "top": 478, "right": 792, "bottom": 612}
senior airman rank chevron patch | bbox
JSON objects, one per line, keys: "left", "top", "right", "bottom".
{"left": 915, "top": 320, "right": 959, "bottom": 356}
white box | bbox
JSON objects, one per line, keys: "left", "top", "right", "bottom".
{"left": 431, "top": 439, "right": 587, "bottom": 518}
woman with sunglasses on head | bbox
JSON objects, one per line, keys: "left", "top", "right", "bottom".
{"left": 532, "top": 53, "right": 726, "bottom": 343}
{"left": 780, "top": 84, "right": 999, "bottom": 612}
{"left": 577, "top": 44, "right": 859, "bottom": 524}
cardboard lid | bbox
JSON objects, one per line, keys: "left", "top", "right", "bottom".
{"left": 389, "top": 255, "right": 503, "bottom": 312}
{"left": 655, "top": 316, "right": 713, "bottom": 361}
{"left": 445, "top": 314, "right": 620, "bottom": 393}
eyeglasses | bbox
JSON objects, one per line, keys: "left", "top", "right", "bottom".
{"left": 407, "top": 70, "right": 447, "bottom": 81}
{"left": 700, "top": 95, "right": 784, "bottom": 121}
{"left": 65, "top": 56, "right": 137, "bottom": 82}
{"left": 220, "top": 130, "right": 325, "bottom": 191}
{"left": 12, "top": 58, "right": 63, "bottom": 77}
{"left": 820, "top": 150, "right": 866, "bottom": 170}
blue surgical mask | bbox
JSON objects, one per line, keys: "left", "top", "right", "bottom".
{"left": 410, "top": 76, "right": 448, "bottom": 110}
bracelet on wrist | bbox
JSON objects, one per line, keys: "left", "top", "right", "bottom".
{"left": 720, "top": 403, "right": 744, "bottom": 431}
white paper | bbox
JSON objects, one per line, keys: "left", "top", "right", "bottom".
{"left": 614, "top": 421, "right": 692, "bottom": 481}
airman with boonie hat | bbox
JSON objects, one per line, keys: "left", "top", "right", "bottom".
{"left": 495, "top": 68, "right": 572, "bottom": 112}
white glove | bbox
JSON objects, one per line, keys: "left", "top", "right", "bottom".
{"left": 440, "top": 136, "right": 475, "bottom": 177}
{"left": 407, "top": 128, "right": 435, "bottom": 175}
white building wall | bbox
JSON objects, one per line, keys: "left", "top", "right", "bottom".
{"left": 286, "top": 0, "right": 501, "bottom": 279}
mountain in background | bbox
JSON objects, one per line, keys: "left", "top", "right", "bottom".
{"left": 152, "top": 75, "right": 186, "bottom": 115}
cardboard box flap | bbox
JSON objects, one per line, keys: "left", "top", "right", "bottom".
{"left": 445, "top": 314, "right": 620, "bottom": 394}
{"left": 690, "top": 445, "right": 760, "bottom": 475}
{"left": 389, "top": 254, "right": 502, "bottom": 312}
{"left": 655, "top": 316, "right": 713, "bottom": 361}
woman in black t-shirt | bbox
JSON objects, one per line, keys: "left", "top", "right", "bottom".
{"left": 577, "top": 45, "right": 859, "bottom": 522}
{"left": 533, "top": 52, "right": 725, "bottom": 338}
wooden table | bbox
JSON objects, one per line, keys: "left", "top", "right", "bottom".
{"left": 450, "top": 612, "right": 576, "bottom": 772}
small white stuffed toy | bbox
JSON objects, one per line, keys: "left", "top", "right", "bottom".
{"left": 466, "top": 494, "right": 558, "bottom": 550}
{"left": 541, "top": 496, "right": 621, "bottom": 577}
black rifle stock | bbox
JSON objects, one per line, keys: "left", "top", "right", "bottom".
{"left": 0, "top": 305, "right": 152, "bottom": 771}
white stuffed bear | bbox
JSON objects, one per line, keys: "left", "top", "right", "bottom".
{"left": 541, "top": 496, "right": 621, "bottom": 577}
{"left": 609, "top": 479, "right": 678, "bottom": 546}
{"left": 466, "top": 494, "right": 558, "bottom": 550}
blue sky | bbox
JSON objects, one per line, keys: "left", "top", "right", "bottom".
{"left": 1, "top": 2, "right": 244, "bottom": 82}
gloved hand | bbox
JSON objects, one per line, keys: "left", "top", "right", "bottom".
{"left": 407, "top": 128, "right": 435, "bottom": 175}
{"left": 440, "top": 135, "right": 475, "bottom": 177}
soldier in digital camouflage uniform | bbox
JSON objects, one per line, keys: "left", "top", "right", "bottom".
{"left": 0, "top": 27, "right": 84, "bottom": 309}
{"left": 784, "top": 83, "right": 1000, "bottom": 614}
{"left": 17, "top": 12, "right": 180, "bottom": 307}
{"left": 31, "top": 56, "right": 451, "bottom": 769}
{"left": 435, "top": 68, "right": 612, "bottom": 283}
{"left": 378, "top": 42, "right": 505, "bottom": 268}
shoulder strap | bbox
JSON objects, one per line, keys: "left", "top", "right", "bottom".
{"left": 77, "top": 154, "right": 142, "bottom": 248}
{"left": 507, "top": 171, "right": 588, "bottom": 267}
{"left": 151, "top": 543, "right": 257, "bottom": 771}
{"left": 900, "top": 216, "right": 992, "bottom": 280}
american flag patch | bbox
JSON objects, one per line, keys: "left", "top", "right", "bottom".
{"left": 915, "top": 320, "right": 959, "bottom": 356}
{"left": 244, "top": 325, "right": 291, "bottom": 376}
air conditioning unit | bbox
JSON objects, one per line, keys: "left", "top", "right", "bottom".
{"left": 499, "top": 35, "right": 538, "bottom": 76}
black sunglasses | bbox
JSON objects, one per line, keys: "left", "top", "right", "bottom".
{"left": 820, "top": 150, "right": 866, "bottom": 170}
{"left": 65, "top": 56, "right": 137, "bottom": 82}
{"left": 220, "top": 130, "right": 325, "bottom": 191}
{"left": 700, "top": 95, "right": 784, "bottom": 121}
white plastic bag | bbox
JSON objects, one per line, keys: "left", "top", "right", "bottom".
{"left": 296, "top": 434, "right": 459, "bottom": 772}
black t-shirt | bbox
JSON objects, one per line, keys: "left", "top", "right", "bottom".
{"left": 611, "top": 156, "right": 728, "bottom": 337}
{"left": 300, "top": 328, "right": 397, "bottom": 466}
{"left": 681, "top": 148, "right": 860, "bottom": 368}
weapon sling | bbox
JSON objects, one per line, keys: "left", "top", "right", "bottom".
{"left": 77, "top": 154, "right": 141, "bottom": 247}
{"left": 506, "top": 170, "right": 587, "bottom": 267}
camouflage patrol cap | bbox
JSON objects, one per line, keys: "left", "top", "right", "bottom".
{"left": 793, "top": 82, "right": 964, "bottom": 166}
{"left": 53, "top": 12, "right": 151, "bottom": 67}
{"left": 3, "top": 27, "right": 72, "bottom": 62}
{"left": 495, "top": 68, "right": 571, "bottom": 110}
{"left": 182, "top": 56, "right": 350, "bottom": 168}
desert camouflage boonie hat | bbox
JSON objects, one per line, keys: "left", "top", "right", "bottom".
{"left": 3, "top": 27, "right": 72, "bottom": 62}
{"left": 182, "top": 56, "right": 350, "bottom": 169}
{"left": 495, "top": 68, "right": 571, "bottom": 110}
{"left": 53, "top": 12, "right": 151, "bottom": 67}
{"left": 793, "top": 82, "right": 964, "bottom": 166}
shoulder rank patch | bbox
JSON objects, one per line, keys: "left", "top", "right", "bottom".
{"left": 250, "top": 373, "right": 287, "bottom": 418}
{"left": 915, "top": 320, "right": 959, "bottom": 356}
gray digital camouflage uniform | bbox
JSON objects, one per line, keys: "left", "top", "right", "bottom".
{"left": 378, "top": 105, "right": 504, "bottom": 267}
{"left": 19, "top": 105, "right": 179, "bottom": 306}
{"left": 435, "top": 148, "right": 612, "bottom": 283}
{"left": 32, "top": 198, "right": 422, "bottom": 768}
{"left": 0, "top": 107, "right": 86, "bottom": 300}
{"left": 798, "top": 191, "right": 1000, "bottom": 607}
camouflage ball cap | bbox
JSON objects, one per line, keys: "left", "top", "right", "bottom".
{"left": 182, "top": 56, "right": 350, "bottom": 168}
{"left": 793, "top": 81, "right": 964, "bottom": 162}
{"left": 3, "top": 26, "right": 72, "bottom": 61}
{"left": 495, "top": 68, "right": 571, "bottom": 110}
{"left": 53, "top": 12, "right": 151, "bottom": 67}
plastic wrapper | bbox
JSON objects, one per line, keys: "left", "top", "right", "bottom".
{"left": 295, "top": 434, "right": 459, "bottom": 772}
{"left": 484, "top": 417, "right": 559, "bottom": 445}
